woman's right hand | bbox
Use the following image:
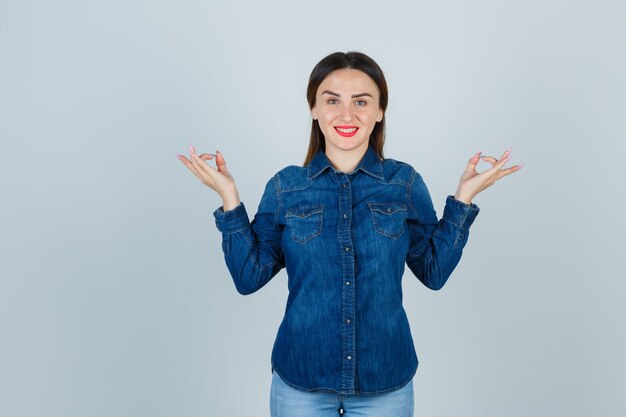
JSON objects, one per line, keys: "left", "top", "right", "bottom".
{"left": 177, "top": 144, "right": 241, "bottom": 210}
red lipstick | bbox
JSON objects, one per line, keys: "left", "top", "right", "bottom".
{"left": 334, "top": 125, "right": 359, "bottom": 138}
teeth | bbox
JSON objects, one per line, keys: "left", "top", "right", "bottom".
{"left": 336, "top": 127, "right": 357, "bottom": 133}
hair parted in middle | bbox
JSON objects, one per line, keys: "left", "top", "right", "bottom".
{"left": 303, "top": 51, "right": 389, "bottom": 166}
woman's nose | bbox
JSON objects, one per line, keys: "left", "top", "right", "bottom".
{"left": 339, "top": 103, "right": 354, "bottom": 121}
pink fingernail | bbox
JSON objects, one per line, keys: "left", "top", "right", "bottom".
{"left": 175, "top": 153, "right": 181, "bottom": 159}
{"left": 518, "top": 163, "right": 525, "bottom": 169}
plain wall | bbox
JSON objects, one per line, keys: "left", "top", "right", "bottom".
{"left": 1, "top": 0, "right": 625, "bottom": 416}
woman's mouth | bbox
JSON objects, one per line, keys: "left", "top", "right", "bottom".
{"left": 334, "top": 126, "right": 359, "bottom": 137}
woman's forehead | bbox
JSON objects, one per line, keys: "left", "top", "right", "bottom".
{"left": 317, "top": 69, "right": 379, "bottom": 95}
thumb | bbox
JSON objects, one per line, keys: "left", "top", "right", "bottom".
{"left": 465, "top": 152, "right": 482, "bottom": 172}
{"left": 215, "top": 150, "right": 228, "bottom": 172}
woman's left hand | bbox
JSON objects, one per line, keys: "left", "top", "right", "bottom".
{"left": 453, "top": 148, "right": 523, "bottom": 204}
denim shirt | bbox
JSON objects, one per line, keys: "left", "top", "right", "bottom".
{"left": 213, "top": 144, "right": 480, "bottom": 396}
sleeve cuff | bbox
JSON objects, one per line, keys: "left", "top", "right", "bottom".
{"left": 442, "top": 195, "right": 480, "bottom": 230}
{"left": 213, "top": 201, "right": 251, "bottom": 233}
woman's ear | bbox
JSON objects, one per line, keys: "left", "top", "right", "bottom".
{"left": 311, "top": 107, "right": 318, "bottom": 120}
{"left": 376, "top": 108, "right": 383, "bottom": 122}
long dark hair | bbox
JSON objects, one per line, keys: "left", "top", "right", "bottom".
{"left": 303, "top": 51, "right": 389, "bottom": 166}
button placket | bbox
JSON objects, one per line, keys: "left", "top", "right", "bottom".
{"left": 338, "top": 175, "right": 356, "bottom": 391}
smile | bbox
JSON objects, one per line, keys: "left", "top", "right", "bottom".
{"left": 334, "top": 126, "right": 359, "bottom": 137}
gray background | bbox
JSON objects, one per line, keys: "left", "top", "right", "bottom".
{"left": 1, "top": 0, "right": 624, "bottom": 416}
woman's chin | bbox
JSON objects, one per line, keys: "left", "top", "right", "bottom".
{"left": 325, "top": 138, "right": 367, "bottom": 152}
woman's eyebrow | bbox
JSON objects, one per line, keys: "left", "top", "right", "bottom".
{"left": 321, "top": 90, "right": 373, "bottom": 98}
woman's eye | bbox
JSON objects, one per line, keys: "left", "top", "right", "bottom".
{"left": 327, "top": 98, "right": 338, "bottom": 104}
{"left": 356, "top": 100, "right": 367, "bottom": 106}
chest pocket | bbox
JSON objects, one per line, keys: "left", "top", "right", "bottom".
{"left": 368, "top": 202, "right": 408, "bottom": 239}
{"left": 285, "top": 205, "right": 324, "bottom": 244}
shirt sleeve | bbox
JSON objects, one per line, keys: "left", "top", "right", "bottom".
{"left": 213, "top": 175, "right": 285, "bottom": 295}
{"left": 405, "top": 169, "right": 480, "bottom": 290}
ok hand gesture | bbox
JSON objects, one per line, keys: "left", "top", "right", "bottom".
{"left": 177, "top": 144, "right": 241, "bottom": 210}
{"left": 454, "top": 148, "right": 523, "bottom": 204}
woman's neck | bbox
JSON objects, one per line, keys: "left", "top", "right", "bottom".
{"left": 324, "top": 143, "right": 368, "bottom": 174}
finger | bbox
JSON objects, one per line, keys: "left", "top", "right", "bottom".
{"left": 495, "top": 163, "right": 524, "bottom": 180}
{"left": 500, "top": 146, "right": 512, "bottom": 158}
{"left": 190, "top": 151, "right": 218, "bottom": 178}
{"left": 198, "top": 153, "right": 217, "bottom": 172}
{"left": 178, "top": 154, "right": 206, "bottom": 182}
{"left": 188, "top": 146, "right": 204, "bottom": 174}
{"left": 492, "top": 149, "right": 512, "bottom": 170}
{"left": 464, "top": 152, "right": 482, "bottom": 172}
{"left": 479, "top": 155, "right": 497, "bottom": 165}
{"left": 479, "top": 153, "right": 510, "bottom": 178}
{"left": 215, "top": 150, "right": 228, "bottom": 173}
{"left": 188, "top": 146, "right": 218, "bottom": 181}
{"left": 199, "top": 153, "right": 216, "bottom": 162}
{"left": 499, "top": 148, "right": 512, "bottom": 161}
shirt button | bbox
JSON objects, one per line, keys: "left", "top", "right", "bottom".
{"left": 345, "top": 281, "right": 351, "bottom": 286}
{"left": 345, "top": 246, "right": 350, "bottom": 252}
{"left": 343, "top": 214, "right": 348, "bottom": 219}
{"left": 342, "top": 184, "right": 347, "bottom": 189}
{"left": 387, "top": 207, "right": 391, "bottom": 213}
{"left": 347, "top": 355, "right": 352, "bottom": 360}
{"left": 345, "top": 319, "right": 351, "bottom": 324}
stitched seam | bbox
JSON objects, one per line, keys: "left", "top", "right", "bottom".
{"left": 458, "top": 205, "right": 469, "bottom": 229}
{"left": 367, "top": 202, "right": 407, "bottom": 214}
{"left": 368, "top": 202, "right": 407, "bottom": 239}
{"left": 281, "top": 179, "right": 316, "bottom": 193}
{"left": 274, "top": 173, "right": 282, "bottom": 227}
{"left": 259, "top": 260, "right": 275, "bottom": 272}
{"left": 453, "top": 228, "right": 465, "bottom": 249}
{"left": 240, "top": 229, "right": 253, "bottom": 246}
{"left": 238, "top": 230, "right": 274, "bottom": 273}
{"left": 224, "top": 223, "right": 251, "bottom": 234}
{"left": 284, "top": 206, "right": 323, "bottom": 244}
{"left": 408, "top": 169, "right": 417, "bottom": 215}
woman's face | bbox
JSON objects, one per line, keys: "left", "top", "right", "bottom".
{"left": 311, "top": 68, "right": 383, "bottom": 156}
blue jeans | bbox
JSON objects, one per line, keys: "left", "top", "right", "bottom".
{"left": 270, "top": 370, "right": 414, "bottom": 417}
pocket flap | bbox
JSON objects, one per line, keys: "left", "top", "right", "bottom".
{"left": 285, "top": 205, "right": 324, "bottom": 218}
{"left": 367, "top": 202, "right": 407, "bottom": 216}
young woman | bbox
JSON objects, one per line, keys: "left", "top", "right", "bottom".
{"left": 177, "top": 51, "right": 522, "bottom": 417}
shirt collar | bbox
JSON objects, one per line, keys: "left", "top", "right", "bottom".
{"left": 307, "top": 143, "right": 384, "bottom": 180}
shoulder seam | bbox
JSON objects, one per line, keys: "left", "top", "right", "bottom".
{"left": 408, "top": 167, "right": 416, "bottom": 213}
{"left": 272, "top": 173, "right": 282, "bottom": 227}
